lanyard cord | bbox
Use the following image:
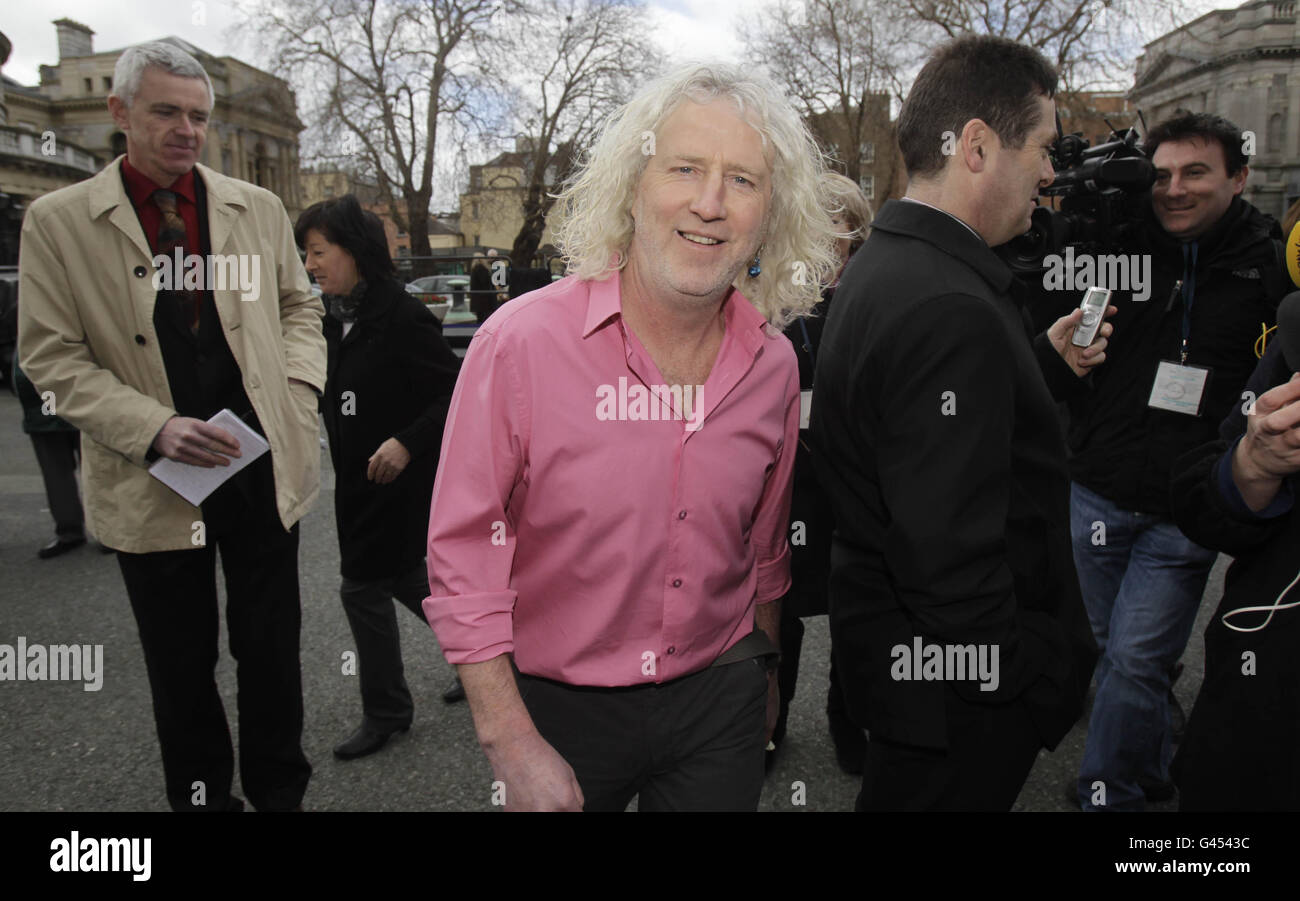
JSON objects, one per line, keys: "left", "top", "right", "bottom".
{"left": 1179, "top": 242, "right": 1198, "bottom": 363}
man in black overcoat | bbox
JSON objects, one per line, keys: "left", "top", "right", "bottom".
{"left": 811, "top": 35, "right": 1107, "bottom": 810}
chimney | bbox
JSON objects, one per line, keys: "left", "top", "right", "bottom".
{"left": 53, "top": 18, "right": 95, "bottom": 60}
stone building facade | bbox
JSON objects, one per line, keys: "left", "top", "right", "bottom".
{"left": 458, "top": 137, "right": 559, "bottom": 256}
{"left": 1131, "top": 0, "right": 1300, "bottom": 218}
{"left": 1, "top": 19, "right": 304, "bottom": 218}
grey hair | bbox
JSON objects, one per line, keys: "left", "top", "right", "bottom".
{"left": 551, "top": 61, "right": 839, "bottom": 329}
{"left": 112, "top": 41, "right": 214, "bottom": 109}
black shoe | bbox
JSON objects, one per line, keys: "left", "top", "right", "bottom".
{"left": 1141, "top": 779, "right": 1176, "bottom": 803}
{"left": 441, "top": 677, "right": 466, "bottom": 704}
{"left": 333, "top": 723, "right": 409, "bottom": 760}
{"left": 38, "top": 536, "right": 85, "bottom": 559}
{"left": 1064, "top": 777, "right": 1174, "bottom": 808}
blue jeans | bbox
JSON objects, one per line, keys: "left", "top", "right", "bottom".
{"left": 1069, "top": 482, "right": 1217, "bottom": 811}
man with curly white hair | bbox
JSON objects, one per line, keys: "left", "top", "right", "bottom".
{"left": 423, "top": 62, "right": 838, "bottom": 811}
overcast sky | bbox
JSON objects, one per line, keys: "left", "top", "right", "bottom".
{"left": 2, "top": 0, "right": 1227, "bottom": 207}
{"left": 2, "top": 0, "right": 765, "bottom": 84}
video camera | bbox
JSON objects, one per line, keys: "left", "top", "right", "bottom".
{"left": 1002, "top": 125, "right": 1156, "bottom": 275}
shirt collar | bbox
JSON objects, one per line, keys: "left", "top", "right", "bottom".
{"left": 581, "top": 271, "right": 768, "bottom": 354}
{"left": 121, "top": 157, "right": 197, "bottom": 208}
{"left": 900, "top": 195, "right": 983, "bottom": 243}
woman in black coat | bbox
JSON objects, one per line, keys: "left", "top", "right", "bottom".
{"left": 296, "top": 195, "right": 461, "bottom": 760}
{"left": 1170, "top": 339, "right": 1300, "bottom": 809}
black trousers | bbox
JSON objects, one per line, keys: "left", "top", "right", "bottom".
{"left": 116, "top": 457, "right": 310, "bottom": 812}
{"left": 29, "top": 431, "right": 84, "bottom": 541}
{"left": 516, "top": 658, "right": 768, "bottom": 811}
{"left": 776, "top": 612, "right": 855, "bottom": 737}
{"left": 339, "top": 562, "right": 427, "bottom": 730}
{"left": 856, "top": 688, "right": 1041, "bottom": 811}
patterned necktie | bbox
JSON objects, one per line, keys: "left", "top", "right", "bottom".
{"left": 151, "top": 189, "right": 201, "bottom": 335}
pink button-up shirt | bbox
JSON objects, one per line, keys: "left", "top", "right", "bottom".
{"left": 423, "top": 272, "right": 798, "bottom": 686}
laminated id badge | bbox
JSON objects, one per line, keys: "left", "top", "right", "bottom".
{"left": 1147, "top": 360, "right": 1211, "bottom": 416}
{"left": 799, "top": 390, "right": 813, "bottom": 430}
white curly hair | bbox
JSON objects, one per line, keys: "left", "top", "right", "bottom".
{"left": 551, "top": 62, "right": 839, "bottom": 328}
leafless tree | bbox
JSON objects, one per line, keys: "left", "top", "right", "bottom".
{"left": 741, "top": 0, "right": 906, "bottom": 208}
{"left": 236, "top": 0, "right": 519, "bottom": 256}
{"left": 482, "top": 0, "right": 662, "bottom": 267}
{"left": 902, "top": 0, "right": 1201, "bottom": 95}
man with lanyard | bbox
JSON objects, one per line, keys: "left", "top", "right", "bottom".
{"left": 1060, "top": 112, "right": 1284, "bottom": 810}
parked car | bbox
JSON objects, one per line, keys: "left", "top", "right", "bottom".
{"left": 406, "top": 275, "right": 470, "bottom": 311}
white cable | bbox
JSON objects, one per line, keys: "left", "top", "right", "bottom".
{"left": 1221, "top": 565, "right": 1300, "bottom": 633}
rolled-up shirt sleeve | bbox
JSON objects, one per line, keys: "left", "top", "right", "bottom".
{"left": 751, "top": 360, "right": 800, "bottom": 604}
{"left": 423, "top": 324, "right": 530, "bottom": 664}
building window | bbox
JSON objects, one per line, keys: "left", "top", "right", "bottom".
{"left": 1269, "top": 113, "right": 1285, "bottom": 153}
{"left": 859, "top": 141, "right": 875, "bottom": 164}
{"left": 83, "top": 77, "right": 93, "bottom": 93}
{"left": 471, "top": 201, "right": 478, "bottom": 219}
{"left": 474, "top": 234, "right": 480, "bottom": 246}
{"left": 103, "top": 76, "right": 112, "bottom": 91}
{"left": 859, "top": 175, "right": 875, "bottom": 199}
{"left": 111, "top": 132, "right": 127, "bottom": 157}
{"left": 1276, "top": 2, "right": 1296, "bottom": 17}
{"left": 324, "top": 185, "right": 335, "bottom": 198}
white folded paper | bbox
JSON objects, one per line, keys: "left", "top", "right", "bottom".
{"left": 148, "top": 409, "right": 270, "bottom": 507}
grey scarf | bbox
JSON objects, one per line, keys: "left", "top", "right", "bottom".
{"left": 323, "top": 278, "right": 369, "bottom": 324}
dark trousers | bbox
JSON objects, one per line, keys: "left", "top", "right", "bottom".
{"left": 339, "top": 562, "right": 428, "bottom": 730}
{"left": 777, "top": 613, "right": 855, "bottom": 737}
{"left": 29, "top": 431, "right": 84, "bottom": 541}
{"left": 517, "top": 659, "right": 769, "bottom": 811}
{"left": 116, "top": 461, "right": 310, "bottom": 812}
{"left": 856, "top": 689, "right": 1041, "bottom": 811}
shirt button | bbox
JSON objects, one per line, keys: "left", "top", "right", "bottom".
{"left": 667, "top": 646, "right": 676, "bottom": 655}
{"left": 671, "top": 578, "right": 682, "bottom": 588}
{"left": 677, "top": 510, "right": 687, "bottom": 520}
{"left": 133, "top": 265, "right": 147, "bottom": 278}
{"left": 134, "top": 334, "right": 146, "bottom": 345}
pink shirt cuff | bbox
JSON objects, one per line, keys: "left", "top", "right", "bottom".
{"left": 423, "top": 591, "right": 517, "bottom": 664}
{"left": 755, "top": 542, "right": 791, "bottom": 604}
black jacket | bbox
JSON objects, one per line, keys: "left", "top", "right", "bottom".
{"left": 1038, "top": 197, "right": 1283, "bottom": 515}
{"left": 782, "top": 289, "right": 834, "bottom": 619}
{"left": 811, "top": 199, "right": 1098, "bottom": 752}
{"left": 1169, "top": 340, "right": 1299, "bottom": 809}
{"left": 322, "top": 278, "right": 461, "bottom": 581}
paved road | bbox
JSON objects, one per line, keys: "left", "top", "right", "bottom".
{"left": 0, "top": 389, "right": 1225, "bottom": 811}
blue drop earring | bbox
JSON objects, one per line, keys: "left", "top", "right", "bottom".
{"left": 748, "top": 254, "right": 762, "bottom": 278}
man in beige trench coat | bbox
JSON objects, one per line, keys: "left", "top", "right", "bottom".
{"left": 18, "top": 41, "right": 325, "bottom": 812}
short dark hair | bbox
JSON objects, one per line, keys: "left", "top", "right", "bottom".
{"left": 898, "top": 35, "right": 1058, "bottom": 179}
{"left": 1142, "top": 112, "right": 1248, "bottom": 177}
{"left": 294, "top": 194, "right": 395, "bottom": 284}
